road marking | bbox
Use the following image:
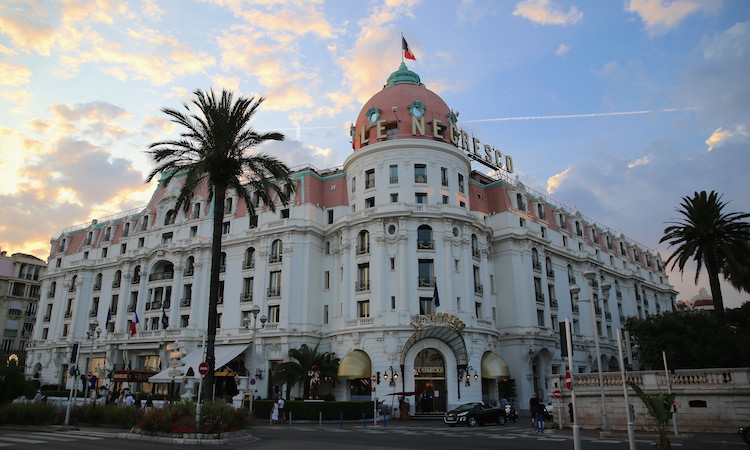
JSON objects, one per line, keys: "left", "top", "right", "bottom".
{"left": 0, "top": 444, "right": 12, "bottom": 447}
{"left": 28, "top": 432, "right": 76, "bottom": 441}
{"left": 0, "top": 436, "right": 47, "bottom": 444}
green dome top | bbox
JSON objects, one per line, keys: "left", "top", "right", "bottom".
{"left": 385, "top": 62, "right": 424, "bottom": 87}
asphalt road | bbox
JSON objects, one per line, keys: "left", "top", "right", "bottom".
{"left": 0, "top": 421, "right": 746, "bottom": 450}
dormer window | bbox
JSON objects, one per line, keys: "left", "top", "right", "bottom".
{"left": 366, "top": 106, "right": 381, "bottom": 125}
{"left": 408, "top": 100, "right": 425, "bottom": 118}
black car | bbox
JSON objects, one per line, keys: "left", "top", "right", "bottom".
{"left": 740, "top": 426, "right": 749, "bottom": 447}
{"left": 443, "top": 402, "right": 507, "bottom": 427}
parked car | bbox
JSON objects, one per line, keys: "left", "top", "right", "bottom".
{"left": 740, "top": 426, "right": 749, "bottom": 447}
{"left": 443, "top": 402, "right": 507, "bottom": 427}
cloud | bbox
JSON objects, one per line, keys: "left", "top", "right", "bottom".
{"left": 513, "top": 0, "right": 583, "bottom": 26}
{"left": 208, "top": 0, "right": 336, "bottom": 39}
{"left": 0, "top": 11, "right": 57, "bottom": 55}
{"left": 705, "top": 125, "right": 749, "bottom": 152}
{"left": 556, "top": 43, "right": 570, "bottom": 56}
{"left": 457, "top": 0, "right": 496, "bottom": 23}
{"left": 261, "top": 139, "right": 340, "bottom": 170}
{"left": 49, "top": 101, "right": 130, "bottom": 123}
{"left": 626, "top": 0, "right": 719, "bottom": 35}
{"left": 0, "top": 62, "right": 32, "bottom": 86}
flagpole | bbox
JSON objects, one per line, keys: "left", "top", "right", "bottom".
{"left": 401, "top": 32, "right": 404, "bottom": 63}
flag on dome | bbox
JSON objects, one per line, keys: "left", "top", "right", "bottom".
{"left": 402, "top": 36, "right": 416, "bottom": 61}
{"left": 130, "top": 311, "right": 139, "bottom": 336}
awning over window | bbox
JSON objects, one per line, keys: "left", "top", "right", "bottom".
{"left": 149, "top": 343, "right": 248, "bottom": 383}
{"left": 337, "top": 350, "right": 371, "bottom": 380}
{"left": 481, "top": 352, "right": 510, "bottom": 379}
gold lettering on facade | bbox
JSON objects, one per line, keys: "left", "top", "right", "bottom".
{"left": 432, "top": 119, "right": 443, "bottom": 139}
{"left": 472, "top": 137, "right": 481, "bottom": 157}
{"left": 505, "top": 155, "right": 514, "bottom": 173}
{"left": 460, "top": 130, "right": 470, "bottom": 153}
{"left": 449, "top": 124, "right": 459, "bottom": 145}
{"left": 412, "top": 115, "right": 425, "bottom": 136}
{"left": 360, "top": 126, "right": 369, "bottom": 145}
{"left": 484, "top": 144, "right": 493, "bottom": 164}
{"left": 376, "top": 119, "right": 387, "bottom": 139}
{"left": 411, "top": 312, "right": 466, "bottom": 333}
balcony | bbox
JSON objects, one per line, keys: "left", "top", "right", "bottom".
{"left": 414, "top": 174, "right": 427, "bottom": 183}
{"left": 68, "top": 285, "right": 76, "bottom": 293}
{"left": 112, "top": 280, "right": 121, "bottom": 288}
{"left": 418, "top": 277, "right": 435, "bottom": 288}
{"left": 605, "top": 312, "right": 612, "bottom": 321}
{"left": 149, "top": 272, "right": 174, "bottom": 282}
{"left": 240, "top": 293, "right": 253, "bottom": 303}
{"left": 389, "top": 176, "right": 399, "bottom": 184}
{"left": 183, "top": 267, "right": 194, "bottom": 277}
{"left": 417, "top": 240, "right": 435, "bottom": 250}
{"left": 64, "top": 311, "right": 72, "bottom": 318}
{"left": 267, "top": 287, "right": 281, "bottom": 297}
{"left": 180, "top": 298, "right": 192, "bottom": 308}
{"left": 268, "top": 254, "right": 283, "bottom": 264}
{"left": 127, "top": 304, "right": 136, "bottom": 312}
{"left": 547, "top": 270, "right": 555, "bottom": 279}
{"left": 151, "top": 300, "right": 162, "bottom": 310}
{"left": 47, "top": 290, "right": 55, "bottom": 298}
{"left": 243, "top": 260, "right": 255, "bottom": 270}
{"left": 4, "top": 329, "right": 17, "bottom": 337}
{"left": 572, "top": 304, "right": 580, "bottom": 314}
{"left": 356, "top": 245, "right": 370, "bottom": 255}
{"left": 89, "top": 309, "right": 97, "bottom": 317}
{"left": 568, "top": 276, "right": 576, "bottom": 285}
{"left": 535, "top": 293, "right": 544, "bottom": 303}
{"left": 532, "top": 261, "right": 541, "bottom": 271}
{"left": 354, "top": 281, "right": 370, "bottom": 292}
{"left": 93, "top": 283, "right": 101, "bottom": 291}
{"left": 550, "top": 299, "right": 558, "bottom": 309}
{"left": 474, "top": 283, "right": 484, "bottom": 295}
{"left": 594, "top": 306, "right": 602, "bottom": 315}
{"left": 43, "top": 314, "right": 51, "bottom": 322}
{"left": 132, "top": 275, "right": 141, "bottom": 284}
{"left": 472, "top": 249, "right": 481, "bottom": 260}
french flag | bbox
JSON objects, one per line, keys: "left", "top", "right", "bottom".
{"left": 402, "top": 36, "right": 416, "bottom": 61}
{"left": 130, "top": 311, "right": 139, "bottom": 336}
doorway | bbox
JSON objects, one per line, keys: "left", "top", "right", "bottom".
{"left": 414, "top": 348, "right": 447, "bottom": 413}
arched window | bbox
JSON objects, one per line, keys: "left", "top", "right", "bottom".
{"left": 113, "top": 270, "right": 122, "bottom": 288}
{"left": 49, "top": 281, "right": 56, "bottom": 297}
{"left": 531, "top": 248, "right": 540, "bottom": 270}
{"left": 244, "top": 248, "right": 256, "bottom": 269}
{"left": 132, "top": 266, "right": 141, "bottom": 283}
{"left": 94, "top": 273, "right": 103, "bottom": 291}
{"left": 567, "top": 264, "right": 575, "bottom": 284}
{"left": 69, "top": 275, "right": 77, "bottom": 292}
{"left": 184, "top": 256, "right": 195, "bottom": 276}
{"left": 417, "top": 225, "right": 434, "bottom": 249}
{"left": 545, "top": 257, "right": 554, "bottom": 278}
{"left": 357, "top": 230, "right": 370, "bottom": 254}
{"left": 270, "top": 239, "right": 283, "bottom": 263}
{"left": 164, "top": 209, "right": 177, "bottom": 225}
{"left": 219, "top": 252, "right": 227, "bottom": 272}
{"left": 471, "top": 234, "right": 480, "bottom": 259}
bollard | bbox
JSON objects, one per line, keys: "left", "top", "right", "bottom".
{"left": 319, "top": 411, "right": 323, "bottom": 427}
{"left": 340, "top": 411, "right": 343, "bottom": 429}
{"left": 362, "top": 412, "right": 366, "bottom": 428}
{"left": 289, "top": 411, "right": 292, "bottom": 425}
{"left": 383, "top": 412, "right": 387, "bottom": 427}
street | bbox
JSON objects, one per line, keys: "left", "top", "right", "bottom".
{"left": 0, "top": 422, "right": 746, "bottom": 450}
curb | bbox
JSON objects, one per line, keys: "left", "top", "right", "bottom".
{"left": 121, "top": 430, "right": 256, "bottom": 445}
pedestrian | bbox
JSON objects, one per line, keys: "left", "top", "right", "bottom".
{"left": 278, "top": 397, "right": 286, "bottom": 422}
{"left": 529, "top": 392, "right": 544, "bottom": 433}
{"left": 271, "top": 399, "right": 280, "bottom": 424}
{"left": 145, "top": 393, "right": 154, "bottom": 409}
{"left": 134, "top": 392, "right": 142, "bottom": 409}
{"left": 33, "top": 390, "right": 43, "bottom": 403}
{"left": 124, "top": 391, "right": 134, "bottom": 407}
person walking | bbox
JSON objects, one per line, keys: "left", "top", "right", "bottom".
{"left": 271, "top": 400, "right": 280, "bottom": 424}
{"left": 278, "top": 397, "right": 286, "bottom": 422}
{"left": 529, "top": 392, "right": 544, "bottom": 433}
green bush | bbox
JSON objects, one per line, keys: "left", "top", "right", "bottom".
{"left": 250, "top": 400, "right": 373, "bottom": 421}
{"left": 71, "top": 404, "right": 140, "bottom": 428}
{"left": 137, "top": 399, "right": 248, "bottom": 434}
{"left": 200, "top": 400, "right": 248, "bottom": 433}
{"left": 0, "top": 403, "right": 61, "bottom": 425}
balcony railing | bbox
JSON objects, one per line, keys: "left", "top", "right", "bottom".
{"left": 68, "top": 285, "right": 76, "bottom": 293}
{"left": 151, "top": 300, "right": 162, "bottom": 310}
{"left": 535, "top": 293, "right": 544, "bottom": 303}
{"left": 110, "top": 306, "right": 117, "bottom": 314}
{"left": 89, "top": 310, "right": 97, "bottom": 317}
{"left": 240, "top": 293, "right": 253, "bottom": 303}
{"left": 47, "top": 290, "right": 55, "bottom": 298}
{"left": 572, "top": 304, "right": 580, "bottom": 313}
{"left": 616, "top": 291, "right": 623, "bottom": 300}
{"left": 414, "top": 174, "right": 427, "bottom": 183}
{"left": 132, "top": 275, "right": 141, "bottom": 283}
{"left": 568, "top": 276, "right": 576, "bottom": 285}
{"left": 472, "top": 249, "right": 481, "bottom": 260}
{"left": 180, "top": 298, "right": 191, "bottom": 307}
{"left": 149, "top": 272, "right": 174, "bottom": 281}
{"left": 418, "top": 277, "right": 435, "bottom": 288}
{"left": 474, "top": 284, "right": 484, "bottom": 295}
{"left": 547, "top": 270, "right": 555, "bottom": 279}
{"left": 365, "top": 179, "right": 375, "bottom": 189}
{"left": 417, "top": 240, "right": 435, "bottom": 250}
{"left": 389, "top": 176, "right": 399, "bottom": 184}
{"left": 183, "top": 267, "right": 194, "bottom": 276}
{"left": 356, "top": 245, "right": 370, "bottom": 255}
{"left": 267, "top": 287, "right": 281, "bottom": 297}
{"left": 532, "top": 261, "right": 541, "bottom": 271}
{"left": 127, "top": 304, "right": 136, "bottom": 312}
{"left": 354, "top": 281, "right": 370, "bottom": 292}
{"left": 219, "top": 265, "right": 226, "bottom": 273}
{"left": 550, "top": 299, "right": 558, "bottom": 308}
{"left": 112, "top": 280, "right": 121, "bottom": 288}
{"left": 93, "top": 283, "right": 102, "bottom": 291}
{"left": 595, "top": 306, "right": 602, "bottom": 315}
{"left": 64, "top": 311, "right": 72, "bottom": 318}
{"left": 605, "top": 312, "right": 612, "bottom": 321}
{"left": 43, "top": 314, "right": 51, "bottom": 322}
{"left": 269, "top": 254, "right": 283, "bottom": 264}
{"left": 4, "top": 329, "right": 17, "bottom": 337}
{"left": 243, "top": 260, "right": 255, "bottom": 270}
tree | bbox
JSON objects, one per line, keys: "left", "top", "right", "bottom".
{"left": 660, "top": 191, "right": 750, "bottom": 326}
{"left": 275, "top": 344, "right": 339, "bottom": 400}
{"left": 720, "top": 233, "right": 750, "bottom": 294}
{"left": 147, "top": 89, "right": 295, "bottom": 395}
{"left": 628, "top": 381, "right": 675, "bottom": 450}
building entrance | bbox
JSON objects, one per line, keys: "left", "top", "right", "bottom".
{"left": 413, "top": 348, "right": 447, "bottom": 413}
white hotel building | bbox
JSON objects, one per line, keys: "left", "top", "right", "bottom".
{"left": 26, "top": 64, "right": 676, "bottom": 412}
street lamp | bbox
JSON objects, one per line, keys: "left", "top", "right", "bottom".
{"left": 583, "top": 270, "right": 610, "bottom": 431}
{"left": 85, "top": 320, "right": 102, "bottom": 405}
{"left": 243, "top": 305, "right": 267, "bottom": 416}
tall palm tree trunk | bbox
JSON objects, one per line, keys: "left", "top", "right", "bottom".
{"left": 705, "top": 252, "right": 726, "bottom": 326}
{"left": 204, "top": 182, "right": 227, "bottom": 398}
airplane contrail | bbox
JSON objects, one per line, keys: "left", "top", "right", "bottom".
{"left": 462, "top": 107, "right": 697, "bottom": 123}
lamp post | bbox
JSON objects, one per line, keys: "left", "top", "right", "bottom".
{"left": 583, "top": 270, "right": 610, "bottom": 431}
{"left": 243, "top": 305, "right": 266, "bottom": 416}
{"left": 84, "top": 320, "right": 102, "bottom": 405}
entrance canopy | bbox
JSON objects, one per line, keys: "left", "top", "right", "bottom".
{"left": 481, "top": 352, "right": 510, "bottom": 379}
{"left": 149, "top": 343, "right": 248, "bottom": 383}
{"left": 337, "top": 350, "right": 371, "bottom": 379}
{"left": 400, "top": 326, "right": 467, "bottom": 366}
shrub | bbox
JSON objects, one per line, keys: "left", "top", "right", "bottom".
{"left": 71, "top": 404, "right": 139, "bottom": 428}
{"left": 200, "top": 400, "right": 248, "bottom": 433}
{"left": 0, "top": 403, "right": 60, "bottom": 425}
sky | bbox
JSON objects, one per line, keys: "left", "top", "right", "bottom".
{"left": 1, "top": 0, "right": 748, "bottom": 308}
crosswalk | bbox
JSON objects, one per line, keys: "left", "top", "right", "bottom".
{"left": 0, "top": 431, "right": 106, "bottom": 447}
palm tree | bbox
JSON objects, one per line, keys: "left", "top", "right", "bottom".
{"left": 276, "top": 344, "right": 339, "bottom": 400}
{"left": 147, "top": 88, "right": 295, "bottom": 395}
{"left": 720, "top": 233, "right": 750, "bottom": 294}
{"left": 660, "top": 191, "right": 750, "bottom": 326}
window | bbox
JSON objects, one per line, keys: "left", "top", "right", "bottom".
{"left": 357, "top": 230, "right": 370, "bottom": 254}
{"left": 389, "top": 165, "right": 398, "bottom": 184}
{"left": 86, "top": 232, "right": 93, "bottom": 246}
{"left": 281, "top": 208, "right": 290, "bottom": 219}
{"left": 475, "top": 302, "right": 482, "bottom": 318}
{"left": 459, "top": 201, "right": 465, "bottom": 208}
{"left": 192, "top": 202, "right": 201, "bottom": 219}
{"left": 356, "top": 263, "right": 369, "bottom": 291}
{"left": 270, "top": 239, "right": 283, "bottom": 263}
{"left": 473, "top": 266, "right": 482, "bottom": 294}
{"left": 471, "top": 234, "right": 480, "bottom": 259}
{"left": 419, "top": 297, "right": 433, "bottom": 315}
{"left": 323, "top": 305, "right": 329, "bottom": 324}
{"left": 390, "top": 193, "right": 399, "bottom": 203}
{"left": 268, "top": 305, "right": 280, "bottom": 323}
{"left": 365, "top": 169, "right": 375, "bottom": 189}
{"left": 244, "top": 248, "right": 255, "bottom": 269}
{"left": 83, "top": 251, "right": 89, "bottom": 259}
{"left": 104, "top": 227, "right": 112, "bottom": 241}
{"left": 391, "top": 296, "right": 396, "bottom": 309}
{"left": 268, "top": 271, "right": 281, "bottom": 297}
{"left": 164, "top": 209, "right": 176, "bottom": 225}
{"left": 161, "top": 232, "right": 173, "bottom": 244}
{"left": 534, "top": 277, "right": 543, "bottom": 302}
{"left": 120, "top": 243, "right": 127, "bottom": 254}
{"left": 418, "top": 259, "right": 434, "bottom": 287}
{"left": 242, "top": 277, "right": 254, "bottom": 301}
{"left": 415, "top": 193, "right": 427, "bottom": 204}
{"left": 141, "top": 216, "right": 149, "bottom": 231}
{"left": 390, "top": 257, "right": 395, "bottom": 270}
{"left": 575, "top": 221, "right": 582, "bottom": 237}
{"left": 442, "top": 195, "right": 448, "bottom": 204}
{"left": 516, "top": 193, "right": 526, "bottom": 211}
{"left": 563, "top": 236, "right": 568, "bottom": 247}
{"left": 56, "top": 258, "right": 61, "bottom": 268}
{"left": 441, "top": 167, "right": 448, "bottom": 187}
{"left": 181, "top": 315, "right": 189, "bottom": 328}
{"left": 417, "top": 225, "right": 433, "bottom": 249}
{"left": 358, "top": 300, "right": 370, "bottom": 318}
{"left": 138, "top": 237, "right": 144, "bottom": 248}
{"left": 222, "top": 221, "right": 230, "bottom": 234}
{"left": 324, "top": 271, "right": 330, "bottom": 289}
{"left": 545, "top": 257, "right": 554, "bottom": 278}
{"left": 531, "top": 248, "right": 540, "bottom": 271}
{"left": 225, "top": 197, "right": 233, "bottom": 213}
{"left": 365, "top": 197, "right": 375, "bottom": 208}
{"left": 327, "top": 210, "right": 334, "bottom": 224}
{"left": 101, "top": 247, "right": 108, "bottom": 258}
{"left": 414, "top": 164, "right": 427, "bottom": 183}
{"left": 592, "top": 229, "right": 599, "bottom": 244}
{"left": 537, "top": 309, "right": 545, "bottom": 327}
{"left": 123, "top": 223, "right": 130, "bottom": 237}
{"left": 519, "top": 217, "right": 525, "bottom": 227}
{"left": 351, "top": 177, "right": 356, "bottom": 193}
{"left": 325, "top": 241, "right": 330, "bottom": 254}
{"left": 458, "top": 174, "right": 464, "bottom": 193}
{"left": 558, "top": 213, "right": 566, "bottom": 230}
{"left": 537, "top": 203, "right": 546, "bottom": 220}
{"left": 541, "top": 227, "right": 546, "bottom": 238}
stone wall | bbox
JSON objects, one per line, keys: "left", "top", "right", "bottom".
{"left": 547, "top": 368, "right": 750, "bottom": 433}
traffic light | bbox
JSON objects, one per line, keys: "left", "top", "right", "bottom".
{"left": 166, "top": 342, "right": 185, "bottom": 367}
{"left": 69, "top": 365, "right": 77, "bottom": 376}
{"left": 376, "top": 371, "right": 381, "bottom": 385}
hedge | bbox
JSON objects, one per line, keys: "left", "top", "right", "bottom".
{"left": 249, "top": 400, "right": 374, "bottom": 421}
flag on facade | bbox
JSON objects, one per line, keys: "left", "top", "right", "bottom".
{"left": 130, "top": 311, "right": 139, "bottom": 336}
{"left": 105, "top": 309, "right": 112, "bottom": 330}
{"left": 161, "top": 303, "right": 169, "bottom": 329}
{"left": 432, "top": 284, "right": 440, "bottom": 310}
{"left": 402, "top": 35, "right": 416, "bottom": 61}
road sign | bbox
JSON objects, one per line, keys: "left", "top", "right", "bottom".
{"left": 565, "top": 371, "right": 573, "bottom": 390}
{"left": 371, "top": 374, "right": 377, "bottom": 382}
{"left": 198, "top": 362, "right": 209, "bottom": 376}
{"left": 168, "top": 369, "right": 182, "bottom": 378}
{"left": 250, "top": 378, "right": 256, "bottom": 385}
{"left": 553, "top": 389, "right": 563, "bottom": 399}
{"left": 86, "top": 371, "right": 93, "bottom": 380}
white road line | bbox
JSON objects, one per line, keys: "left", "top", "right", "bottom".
{"left": 0, "top": 443, "right": 13, "bottom": 447}
{"left": 0, "top": 436, "right": 47, "bottom": 444}
{"left": 28, "top": 432, "right": 76, "bottom": 441}
{"left": 58, "top": 433, "right": 105, "bottom": 440}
